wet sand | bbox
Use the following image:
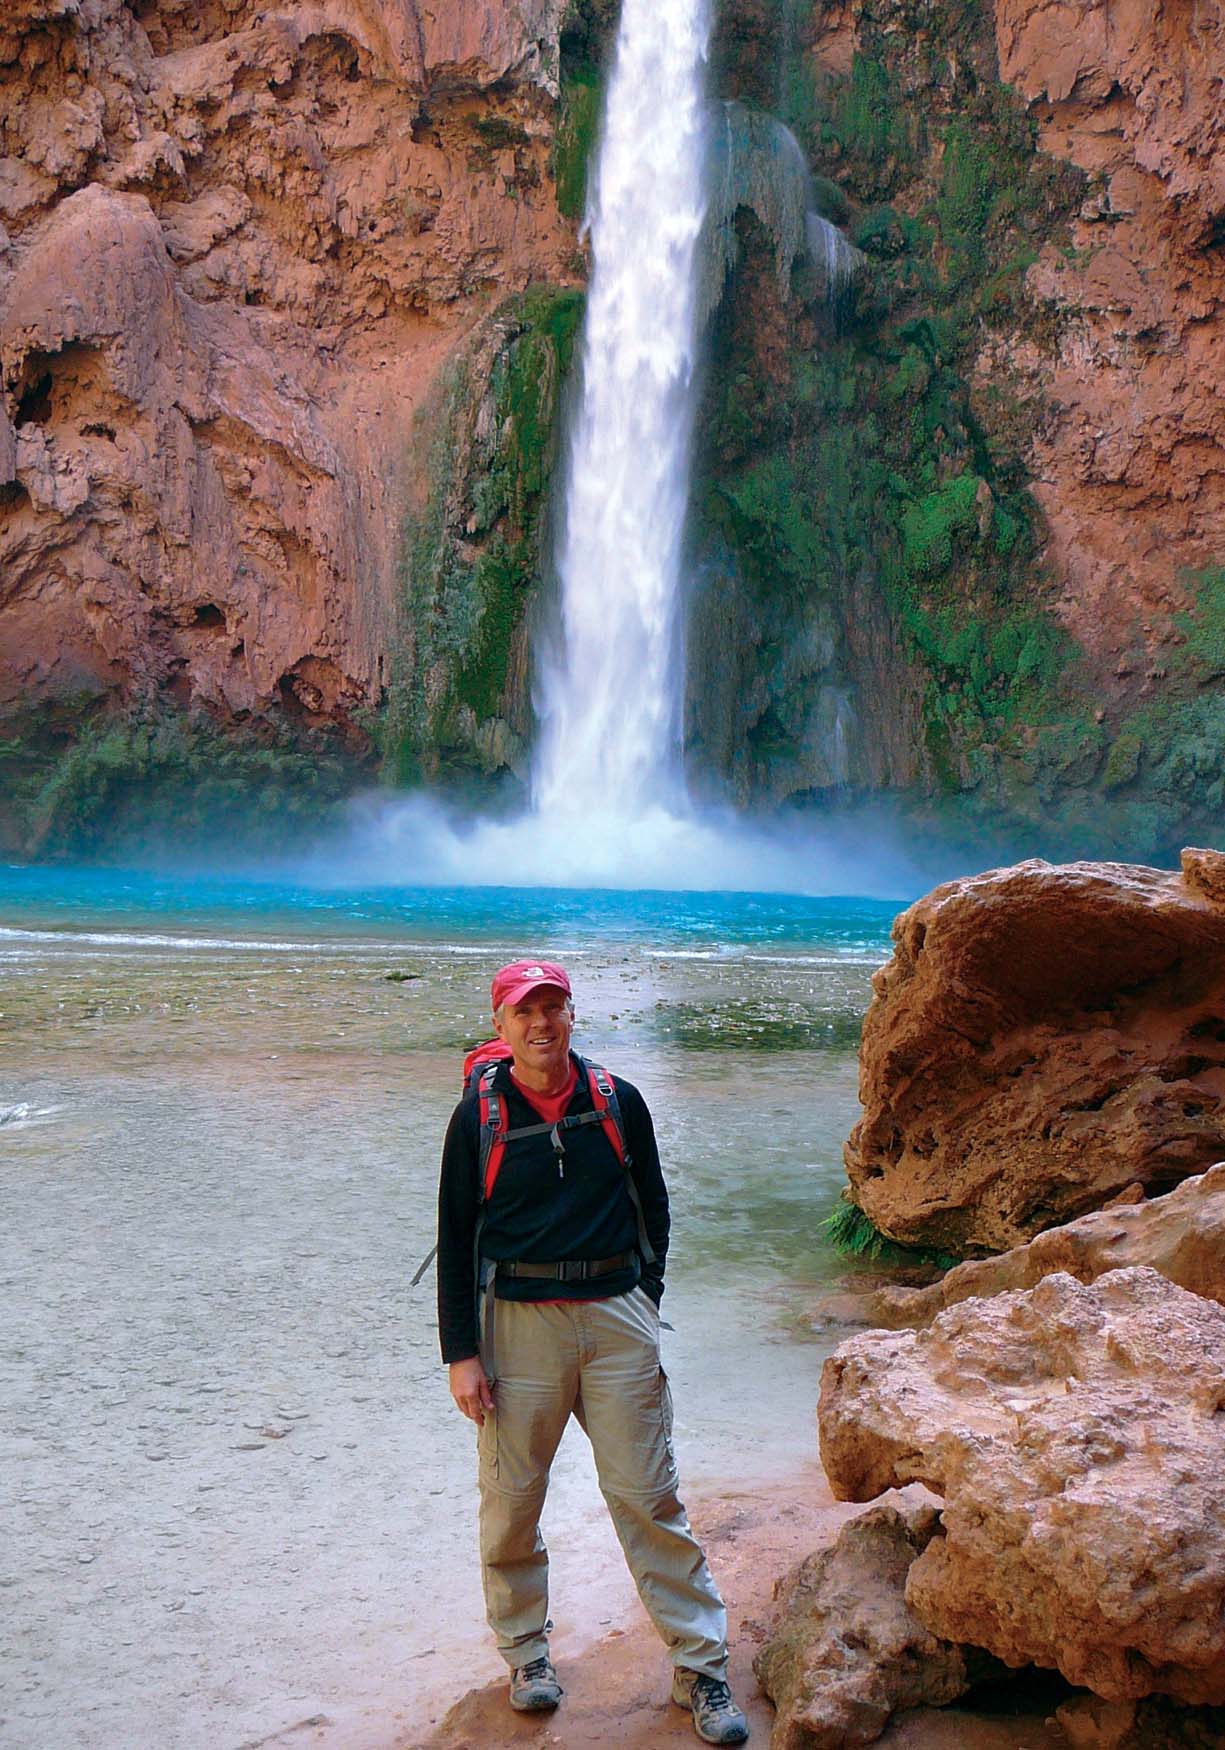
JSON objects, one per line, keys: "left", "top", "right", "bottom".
{"left": 418, "top": 1476, "right": 1065, "bottom": 1750}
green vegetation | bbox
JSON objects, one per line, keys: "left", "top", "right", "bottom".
{"left": 1175, "top": 565, "right": 1225, "bottom": 677}
{"left": 389, "top": 286, "right": 584, "bottom": 788}
{"left": 823, "top": 1193, "right": 959, "bottom": 1270}
{"left": 552, "top": 0, "right": 617, "bottom": 222}
{"left": 835, "top": 54, "right": 912, "bottom": 176}
{"left": 691, "top": 0, "right": 1111, "bottom": 840}
{"left": 553, "top": 65, "right": 602, "bottom": 220}
{"left": 471, "top": 115, "right": 530, "bottom": 152}
{"left": 0, "top": 703, "right": 359, "bottom": 861}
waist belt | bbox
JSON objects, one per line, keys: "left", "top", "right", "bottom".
{"left": 498, "top": 1250, "right": 636, "bottom": 1283}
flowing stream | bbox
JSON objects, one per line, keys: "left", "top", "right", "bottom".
{"left": 532, "top": 0, "right": 713, "bottom": 809}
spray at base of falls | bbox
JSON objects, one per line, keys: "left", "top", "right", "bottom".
{"left": 306, "top": 791, "right": 924, "bottom": 900}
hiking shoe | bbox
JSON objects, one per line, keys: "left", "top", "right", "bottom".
{"left": 672, "top": 1670, "right": 749, "bottom": 1744}
{"left": 509, "top": 1655, "right": 562, "bottom": 1712}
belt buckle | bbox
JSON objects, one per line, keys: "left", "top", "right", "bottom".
{"left": 561, "top": 1260, "right": 585, "bottom": 1283}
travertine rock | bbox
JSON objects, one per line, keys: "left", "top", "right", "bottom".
{"left": 819, "top": 1268, "right": 1225, "bottom": 1705}
{"left": 992, "top": 0, "right": 1225, "bottom": 683}
{"left": 753, "top": 1500, "right": 983, "bottom": 1750}
{"left": 0, "top": 0, "right": 574, "bottom": 740}
{"left": 869, "top": 1161, "right": 1225, "bottom": 1330}
{"left": 1055, "top": 1693, "right": 1225, "bottom": 1750}
{"left": 845, "top": 852, "right": 1225, "bottom": 1254}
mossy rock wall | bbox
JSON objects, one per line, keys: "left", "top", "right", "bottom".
{"left": 385, "top": 285, "right": 585, "bottom": 797}
{"left": 689, "top": 0, "right": 1085, "bottom": 838}
{"left": 0, "top": 697, "right": 362, "bottom": 862}
{"left": 690, "top": 0, "right": 1225, "bottom": 861}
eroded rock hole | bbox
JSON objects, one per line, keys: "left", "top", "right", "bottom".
{"left": 16, "top": 371, "right": 53, "bottom": 428}
{"left": 1157, "top": 1055, "right": 1213, "bottom": 1082}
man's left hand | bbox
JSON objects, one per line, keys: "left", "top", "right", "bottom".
{"left": 449, "top": 1356, "right": 494, "bottom": 1426}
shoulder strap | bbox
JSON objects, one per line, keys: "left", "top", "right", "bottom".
{"left": 478, "top": 1061, "right": 510, "bottom": 1201}
{"left": 579, "top": 1057, "right": 656, "bottom": 1267}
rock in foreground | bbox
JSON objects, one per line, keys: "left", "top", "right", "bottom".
{"left": 753, "top": 1501, "right": 983, "bottom": 1750}
{"left": 868, "top": 1161, "right": 1225, "bottom": 1329}
{"left": 846, "top": 851, "right": 1225, "bottom": 1254}
{"left": 819, "top": 1269, "right": 1225, "bottom": 1705}
{"left": 1054, "top": 1692, "right": 1225, "bottom": 1749}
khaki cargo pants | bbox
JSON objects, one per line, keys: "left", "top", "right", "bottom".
{"left": 476, "top": 1284, "right": 729, "bottom": 1680}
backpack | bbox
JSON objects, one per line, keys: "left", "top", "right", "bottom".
{"left": 411, "top": 1044, "right": 656, "bottom": 1287}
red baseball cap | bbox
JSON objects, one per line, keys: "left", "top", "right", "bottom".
{"left": 491, "top": 959, "right": 572, "bottom": 1011}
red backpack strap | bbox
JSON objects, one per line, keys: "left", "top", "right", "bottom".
{"left": 580, "top": 1058, "right": 656, "bottom": 1266}
{"left": 585, "top": 1059, "right": 627, "bottom": 1166}
{"left": 478, "top": 1061, "right": 510, "bottom": 1201}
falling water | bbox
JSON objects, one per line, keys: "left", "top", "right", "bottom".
{"left": 531, "top": 0, "right": 713, "bottom": 811}
{"left": 806, "top": 210, "right": 861, "bottom": 305}
{"left": 336, "top": 0, "right": 878, "bottom": 889}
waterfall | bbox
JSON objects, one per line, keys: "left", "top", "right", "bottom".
{"left": 805, "top": 210, "right": 861, "bottom": 305}
{"left": 531, "top": 0, "right": 713, "bottom": 813}
{"left": 345, "top": 0, "right": 883, "bottom": 892}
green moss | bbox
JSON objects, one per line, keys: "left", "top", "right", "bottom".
{"left": 822, "top": 1194, "right": 960, "bottom": 1270}
{"left": 900, "top": 473, "right": 981, "bottom": 578}
{"left": 690, "top": 0, "right": 1093, "bottom": 823}
{"left": 471, "top": 115, "right": 530, "bottom": 151}
{"left": 1100, "top": 733, "right": 1143, "bottom": 792}
{"left": 553, "top": 65, "right": 602, "bottom": 220}
{"left": 0, "top": 705, "right": 360, "bottom": 861}
{"left": 455, "top": 534, "right": 530, "bottom": 720}
{"left": 471, "top": 288, "right": 584, "bottom": 532}
{"left": 389, "top": 286, "right": 584, "bottom": 787}
{"left": 1175, "top": 566, "right": 1225, "bottom": 676}
{"left": 835, "top": 55, "right": 912, "bottom": 188}
{"left": 712, "top": 453, "right": 823, "bottom": 588}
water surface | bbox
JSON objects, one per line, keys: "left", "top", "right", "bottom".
{"left": 1, "top": 868, "right": 899, "bottom": 1748}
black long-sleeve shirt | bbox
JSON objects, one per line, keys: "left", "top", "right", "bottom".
{"left": 436, "top": 1055, "right": 670, "bottom": 1363}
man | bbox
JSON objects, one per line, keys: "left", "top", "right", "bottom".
{"left": 437, "top": 959, "right": 749, "bottom": 1745}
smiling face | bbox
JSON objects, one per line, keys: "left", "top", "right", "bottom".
{"left": 493, "top": 983, "right": 574, "bottom": 1088}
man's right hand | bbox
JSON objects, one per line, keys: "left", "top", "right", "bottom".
{"left": 449, "top": 1356, "right": 495, "bottom": 1426}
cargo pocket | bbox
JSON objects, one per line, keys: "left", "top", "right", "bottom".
{"left": 477, "top": 1407, "right": 498, "bottom": 1480}
{"left": 658, "top": 1365, "right": 675, "bottom": 1462}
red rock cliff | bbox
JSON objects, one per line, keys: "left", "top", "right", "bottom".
{"left": 993, "top": 0, "right": 1225, "bottom": 685}
{"left": 0, "top": 0, "right": 577, "bottom": 742}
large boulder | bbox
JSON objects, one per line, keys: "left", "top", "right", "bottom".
{"left": 868, "top": 1161, "right": 1225, "bottom": 1329}
{"left": 818, "top": 1269, "right": 1225, "bottom": 1706}
{"left": 845, "top": 850, "right": 1225, "bottom": 1254}
{"left": 753, "top": 1500, "right": 985, "bottom": 1749}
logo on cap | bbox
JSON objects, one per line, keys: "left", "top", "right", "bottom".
{"left": 490, "top": 958, "right": 572, "bottom": 1011}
